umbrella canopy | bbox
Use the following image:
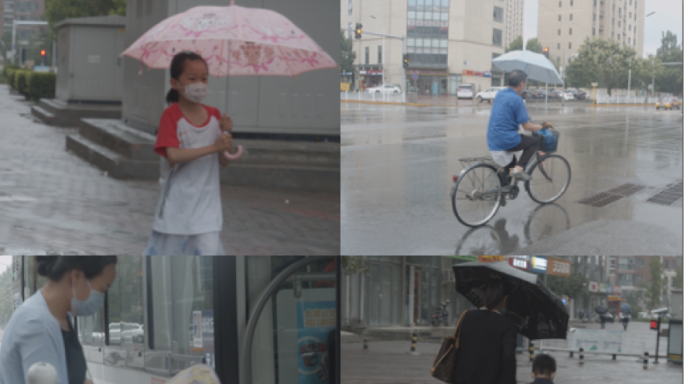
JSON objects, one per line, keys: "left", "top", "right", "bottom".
{"left": 492, "top": 50, "right": 563, "bottom": 85}
{"left": 595, "top": 305, "right": 609, "bottom": 314}
{"left": 452, "top": 261, "right": 568, "bottom": 340}
{"left": 120, "top": 3, "right": 338, "bottom": 77}
{"left": 621, "top": 303, "right": 632, "bottom": 314}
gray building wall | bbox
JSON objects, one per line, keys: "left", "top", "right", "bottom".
{"left": 122, "top": 0, "right": 340, "bottom": 137}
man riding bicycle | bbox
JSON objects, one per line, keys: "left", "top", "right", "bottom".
{"left": 487, "top": 70, "right": 551, "bottom": 181}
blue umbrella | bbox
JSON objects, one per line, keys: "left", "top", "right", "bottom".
{"left": 492, "top": 50, "right": 564, "bottom": 85}
{"left": 621, "top": 303, "right": 632, "bottom": 314}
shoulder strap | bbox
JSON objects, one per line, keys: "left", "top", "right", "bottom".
{"left": 453, "top": 310, "right": 468, "bottom": 338}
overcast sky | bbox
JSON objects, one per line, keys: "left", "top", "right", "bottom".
{"left": 0, "top": 255, "right": 11, "bottom": 275}
{"left": 524, "top": 0, "right": 683, "bottom": 57}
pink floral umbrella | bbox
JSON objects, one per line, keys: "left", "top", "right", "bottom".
{"left": 121, "top": 1, "right": 338, "bottom": 158}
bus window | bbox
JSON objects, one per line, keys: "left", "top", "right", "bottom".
{"left": 104, "top": 256, "right": 144, "bottom": 368}
{"left": 147, "top": 256, "right": 214, "bottom": 375}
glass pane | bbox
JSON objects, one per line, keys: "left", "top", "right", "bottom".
{"left": 107, "top": 256, "right": 144, "bottom": 347}
{"left": 77, "top": 303, "right": 106, "bottom": 347}
{"left": 368, "top": 264, "right": 382, "bottom": 326}
{"left": 149, "top": 256, "right": 214, "bottom": 372}
{"left": 407, "top": 38, "right": 416, "bottom": 46}
{"left": 441, "top": 13, "right": 449, "bottom": 20}
{"left": 408, "top": 11, "right": 416, "bottom": 19}
{"left": 417, "top": 12, "right": 424, "bottom": 20}
{"left": 380, "top": 265, "right": 392, "bottom": 324}
{"left": 440, "top": 40, "right": 448, "bottom": 48}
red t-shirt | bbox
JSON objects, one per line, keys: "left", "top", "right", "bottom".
{"left": 154, "top": 103, "right": 222, "bottom": 158}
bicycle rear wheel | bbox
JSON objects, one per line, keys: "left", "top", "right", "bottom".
{"left": 525, "top": 154, "right": 571, "bottom": 204}
{"left": 451, "top": 163, "right": 503, "bottom": 227}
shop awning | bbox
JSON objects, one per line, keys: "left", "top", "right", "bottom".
{"left": 607, "top": 295, "right": 626, "bottom": 302}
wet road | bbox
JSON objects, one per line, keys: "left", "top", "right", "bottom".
{"left": 341, "top": 321, "right": 683, "bottom": 384}
{"left": 341, "top": 103, "right": 683, "bottom": 255}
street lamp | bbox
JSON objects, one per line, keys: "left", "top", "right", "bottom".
{"left": 370, "top": 15, "right": 385, "bottom": 85}
{"left": 629, "top": 11, "right": 654, "bottom": 100}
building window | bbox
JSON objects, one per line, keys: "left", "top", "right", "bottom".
{"left": 635, "top": 274, "right": 643, "bottom": 284}
{"left": 493, "top": 28, "right": 503, "bottom": 46}
{"left": 559, "top": 1, "right": 562, "bottom": 7}
{"left": 558, "top": 43, "right": 561, "bottom": 49}
{"left": 618, "top": 20, "right": 621, "bottom": 27}
{"left": 570, "top": 0, "right": 573, "bottom": 5}
{"left": 559, "top": 14, "right": 561, "bottom": 21}
{"left": 618, "top": 274, "right": 634, "bottom": 286}
{"left": 619, "top": 257, "right": 635, "bottom": 271}
{"left": 365, "top": 46, "right": 369, "bottom": 64}
{"left": 570, "top": 14, "right": 573, "bottom": 21}
{"left": 348, "top": 0, "right": 353, "bottom": 15}
{"left": 665, "top": 260, "right": 670, "bottom": 269}
{"left": 348, "top": 22, "right": 353, "bottom": 39}
{"left": 378, "top": 46, "right": 382, "bottom": 64}
{"left": 594, "top": 0, "right": 597, "bottom": 5}
{"left": 569, "top": 42, "right": 572, "bottom": 48}
{"left": 569, "top": 28, "right": 572, "bottom": 35}
{"left": 612, "top": 4, "right": 615, "bottom": 11}
{"left": 637, "top": 258, "right": 644, "bottom": 267}
{"left": 593, "top": 13, "right": 596, "bottom": 21}
{"left": 558, "top": 29, "right": 561, "bottom": 35}
{"left": 629, "top": 25, "right": 631, "bottom": 31}
{"left": 493, "top": 6, "right": 504, "bottom": 22}
{"left": 593, "top": 28, "right": 596, "bottom": 35}
{"left": 629, "top": 11, "right": 632, "bottom": 18}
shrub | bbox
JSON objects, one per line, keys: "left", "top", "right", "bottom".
{"left": 14, "top": 70, "right": 30, "bottom": 98}
{"left": 3, "top": 64, "right": 20, "bottom": 78}
{"left": 26, "top": 71, "right": 56, "bottom": 102}
{"left": 5, "top": 69, "right": 17, "bottom": 89}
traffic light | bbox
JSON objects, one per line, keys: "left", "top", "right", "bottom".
{"left": 650, "top": 320, "right": 657, "bottom": 329}
{"left": 20, "top": 47, "right": 26, "bottom": 64}
{"left": 403, "top": 54, "right": 409, "bottom": 68}
{"left": 542, "top": 47, "right": 549, "bottom": 58}
{"left": 40, "top": 49, "right": 46, "bottom": 57}
{"left": 355, "top": 23, "right": 362, "bottom": 39}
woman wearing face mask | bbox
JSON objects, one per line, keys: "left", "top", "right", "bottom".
{"left": 144, "top": 51, "right": 234, "bottom": 256}
{"left": 0, "top": 256, "right": 117, "bottom": 384}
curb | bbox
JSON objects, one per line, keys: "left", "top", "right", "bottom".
{"left": 587, "top": 104, "right": 657, "bottom": 108}
{"left": 341, "top": 99, "right": 431, "bottom": 107}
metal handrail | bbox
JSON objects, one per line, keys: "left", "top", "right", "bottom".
{"left": 241, "top": 256, "right": 333, "bottom": 384}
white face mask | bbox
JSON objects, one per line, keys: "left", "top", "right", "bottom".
{"left": 182, "top": 82, "right": 209, "bottom": 103}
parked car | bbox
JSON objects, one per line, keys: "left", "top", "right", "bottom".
{"left": 657, "top": 97, "right": 682, "bottom": 110}
{"left": 365, "top": 84, "right": 402, "bottom": 95}
{"left": 564, "top": 89, "right": 587, "bottom": 100}
{"left": 457, "top": 84, "right": 476, "bottom": 99}
{"left": 560, "top": 90, "right": 575, "bottom": 100}
{"left": 475, "top": 87, "right": 505, "bottom": 103}
{"left": 548, "top": 90, "right": 563, "bottom": 99}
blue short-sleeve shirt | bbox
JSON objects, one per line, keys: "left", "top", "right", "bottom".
{"left": 486, "top": 87, "right": 530, "bottom": 151}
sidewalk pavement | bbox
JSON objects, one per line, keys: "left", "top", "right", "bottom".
{"left": 0, "top": 85, "right": 339, "bottom": 255}
{"left": 342, "top": 339, "right": 682, "bottom": 384}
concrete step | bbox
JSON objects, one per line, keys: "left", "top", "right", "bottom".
{"left": 79, "top": 118, "right": 157, "bottom": 162}
{"left": 233, "top": 140, "right": 340, "bottom": 168}
{"left": 30, "top": 105, "right": 56, "bottom": 125}
{"left": 37, "top": 98, "right": 122, "bottom": 127}
{"left": 66, "top": 133, "right": 159, "bottom": 180}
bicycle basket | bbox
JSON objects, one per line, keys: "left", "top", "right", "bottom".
{"left": 534, "top": 128, "right": 560, "bottom": 152}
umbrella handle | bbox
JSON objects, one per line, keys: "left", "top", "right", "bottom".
{"left": 223, "top": 145, "right": 243, "bottom": 160}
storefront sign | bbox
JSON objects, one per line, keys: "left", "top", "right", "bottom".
{"left": 359, "top": 70, "right": 383, "bottom": 75}
{"left": 548, "top": 257, "right": 571, "bottom": 277}
{"left": 462, "top": 69, "right": 473, "bottom": 76}
{"left": 297, "top": 301, "right": 336, "bottom": 384}
{"left": 473, "top": 71, "right": 483, "bottom": 77}
{"left": 509, "top": 257, "right": 529, "bottom": 271}
{"left": 478, "top": 256, "right": 505, "bottom": 263}
{"left": 529, "top": 256, "right": 548, "bottom": 274}
{"left": 462, "top": 70, "right": 491, "bottom": 78}
{"left": 483, "top": 71, "right": 492, "bottom": 78}
{"left": 588, "top": 281, "right": 622, "bottom": 295}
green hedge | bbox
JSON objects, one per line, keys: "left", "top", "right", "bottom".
{"left": 5, "top": 69, "right": 18, "bottom": 89}
{"left": 3, "top": 64, "right": 20, "bottom": 78}
{"left": 26, "top": 72, "right": 56, "bottom": 102}
{"left": 14, "top": 70, "right": 30, "bottom": 97}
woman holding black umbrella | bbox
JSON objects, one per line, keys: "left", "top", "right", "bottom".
{"left": 452, "top": 280, "right": 517, "bottom": 384}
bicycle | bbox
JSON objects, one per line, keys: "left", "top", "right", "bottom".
{"left": 450, "top": 135, "right": 571, "bottom": 227}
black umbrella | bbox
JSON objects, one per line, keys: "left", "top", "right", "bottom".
{"left": 595, "top": 305, "right": 609, "bottom": 314}
{"left": 621, "top": 303, "right": 632, "bottom": 314}
{"left": 452, "top": 261, "right": 568, "bottom": 340}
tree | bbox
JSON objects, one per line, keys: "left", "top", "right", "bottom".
{"left": 674, "top": 267, "right": 683, "bottom": 289}
{"left": 546, "top": 261, "right": 588, "bottom": 300}
{"left": 505, "top": 35, "right": 523, "bottom": 53}
{"left": 45, "top": 0, "right": 126, "bottom": 38}
{"left": 643, "top": 257, "right": 663, "bottom": 310}
{"left": 623, "top": 289, "right": 644, "bottom": 317}
{"left": 654, "top": 30, "right": 683, "bottom": 96}
{"left": 564, "top": 37, "right": 636, "bottom": 95}
{"left": 341, "top": 256, "right": 368, "bottom": 275}
{"left": 525, "top": 38, "right": 543, "bottom": 54}
{"left": 340, "top": 30, "right": 356, "bottom": 74}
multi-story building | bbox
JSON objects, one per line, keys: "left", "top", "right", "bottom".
{"left": 537, "top": 0, "right": 645, "bottom": 69}
{"left": 504, "top": 0, "right": 524, "bottom": 49}
{"left": 608, "top": 256, "right": 683, "bottom": 310}
{"left": 341, "top": 0, "right": 507, "bottom": 95}
{"left": 3, "top": 0, "right": 45, "bottom": 44}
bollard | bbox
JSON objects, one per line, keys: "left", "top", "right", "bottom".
{"left": 27, "top": 362, "right": 58, "bottom": 384}
{"left": 363, "top": 338, "right": 368, "bottom": 350}
{"left": 579, "top": 348, "right": 584, "bottom": 365}
{"left": 529, "top": 341, "right": 535, "bottom": 362}
{"left": 410, "top": 332, "right": 418, "bottom": 353}
{"left": 643, "top": 352, "right": 649, "bottom": 370}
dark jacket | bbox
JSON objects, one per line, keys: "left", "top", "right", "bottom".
{"left": 531, "top": 379, "right": 554, "bottom": 384}
{"left": 452, "top": 309, "right": 518, "bottom": 384}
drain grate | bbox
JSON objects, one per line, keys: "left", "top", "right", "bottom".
{"left": 577, "top": 192, "right": 624, "bottom": 207}
{"left": 646, "top": 181, "right": 683, "bottom": 206}
{"left": 605, "top": 183, "right": 646, "bottom": 197}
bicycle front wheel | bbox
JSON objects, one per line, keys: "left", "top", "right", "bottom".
{"left": 525, "top": 154, "right": 571, "bottom": 204}
{"left": 451, "top": 163, "right": 503, "bottom": 227}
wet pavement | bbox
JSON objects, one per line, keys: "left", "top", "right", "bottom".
{"left": 0, "top": 85, "right": 340, "bottom": 255}
{"left": 341, "top": 102, "right": 683, "bottom": 255}
{"left": 341, "top": 321, "right": 683, "bottom": 384}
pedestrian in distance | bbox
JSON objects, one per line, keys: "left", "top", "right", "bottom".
{"left": 452, "top": 280, "right": 517, "bottom": 384}
{"left": 530, "top": 354, "right": 556, "bottom": 384}
{"left": 486, "top": 69, "right": 552, "bottom": 181}
{"left": 600, "top": 313, "right": 606, "bottom": 329}
{"left": 0, "top": 256, "right": 117, "bottom": 384}
{"left": 144, "top": 51, "right": 235, "bottom": 256}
